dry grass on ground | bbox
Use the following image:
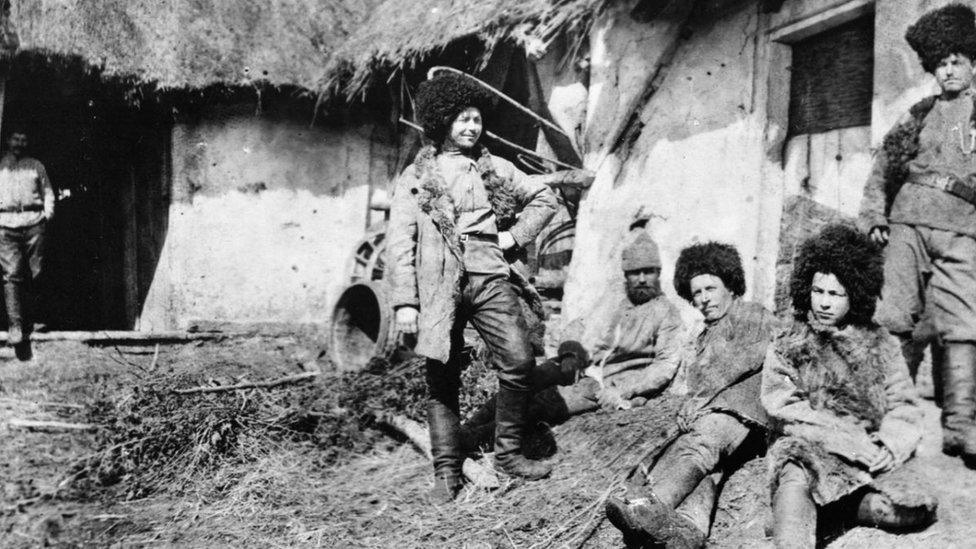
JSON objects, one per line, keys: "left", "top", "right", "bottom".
{"left": 3, "top": 338, "right": 976, "bottom": 548}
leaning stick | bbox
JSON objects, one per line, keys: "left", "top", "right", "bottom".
{"left": 379, "top": 413, "right": 500, "bottom": 489}
{"left": 172, "top": 372, "right": 319, "bottom": 395}
{"left": 0, "top": 398, "right": 85, "bottom": 410}
{"left": 8, "top": 419, "right": 98, "bottom": 432}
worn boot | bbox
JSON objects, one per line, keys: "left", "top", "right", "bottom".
{"left": 854, "top": 490, "right": 937, "bottom": 530}
{"left": 771, "top": 463, "right": 816, "bottom": 549}
{"left": 605, "top": 492, "right": 706, "bottom": 549}
{"left": 938, "top": 343, "right": 976, "bottom": 458}
{"left": 4, "top": 284, "right": 23, "bottom": 346}
{"left": 426, "top": 400, "right": 463, "bottom": 504}
{"left": 459, "top": 396, "right": 496, "bottom": 455}
{"left": 493, "top": 387, "right": 552, "bottom": 479}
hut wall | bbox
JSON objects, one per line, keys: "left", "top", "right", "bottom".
{"left": 139, "top": 107, "right": 394, "bottom": 331}
{"left": 559, "top": 0, "right": 876, "bottom": 342}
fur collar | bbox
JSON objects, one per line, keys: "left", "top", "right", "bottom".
{"left": 882, "top": 93, "right": 976, "bottom": 213}
{"left": 411, "top": 144, "right": 520, "bottom": 259}
{"left": 774, "top": 319, "right": 890, "bottom": 429}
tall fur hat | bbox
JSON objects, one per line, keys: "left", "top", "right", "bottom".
{"left": 789, "top": 223, "right": 883, "bottom": 326}
{"left": 673, "top": 242, "right": 746, "bottom": 303}
{"left": 906, "top": 3, "right": 976, "bottom": 73}
{"left": 415, "top": 73, "right": 493, "bottom": 144}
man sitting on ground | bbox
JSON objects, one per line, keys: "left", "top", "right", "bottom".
{"left": 458, "top": 224, "right": 685, "bottom": 451}
{"left": 605, "top": 242, "right": 778, "bottom": 549}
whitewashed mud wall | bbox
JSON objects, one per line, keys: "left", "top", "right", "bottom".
{"left": 560, "top": 1, "right": 774, "bottom": 342}
{"left": 554, "top": 0, "right": 902, "bottom": 340}
{"left": 139, "top": 108, "right": 393, "bottom": 330}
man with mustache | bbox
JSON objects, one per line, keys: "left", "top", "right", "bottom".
{"left": 606, "top": 242, "right": 778, "bottom": 548}
{"left": 456, "top": 225, "right": 685, "bottom": 450}
{"left": 858, "top": 4, "right": 976, "bottom": 468}
{"left": 0, "top": 127, "right": 54, "bottom": 349}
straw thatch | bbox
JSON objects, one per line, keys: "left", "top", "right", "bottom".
{"left": 8, "top": 0, "right": 604, "bottom": 98}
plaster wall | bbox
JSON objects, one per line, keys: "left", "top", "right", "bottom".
{"left": 563, "top": 3, "right": 771, "bottom": 343}
{"left": 140, "top": 110, "right": 391, "bottom": 330}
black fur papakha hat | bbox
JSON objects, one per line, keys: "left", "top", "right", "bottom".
{"left": 789, "top": 224, "right": 883, "bottom": 326}
{"left": 415, "top": 73, "right": 493, "bottom": 144}
{"left": 906, "top": 3, "right": 976, "bottom": 73}
{"left": 673, "top": 242, "right": 746, "bottom": 303}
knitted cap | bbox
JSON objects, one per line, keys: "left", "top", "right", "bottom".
{"left": 621, "top": 230, "right": 661, "bottom": 271}
{"left": 906, "top": 4, "right": 976, "bottom": 73}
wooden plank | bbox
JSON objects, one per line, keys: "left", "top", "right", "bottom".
{"left": 0, "top": 330, "right": 227, "bottom": 343}
{"left": 122, "top": 165, "right": 140, "bottom": 329}
{"left": 782, "top": 134, "right": 810, "bottom": 196}
{"left": 836, "top": 125, "right": 872, "bottom": 216}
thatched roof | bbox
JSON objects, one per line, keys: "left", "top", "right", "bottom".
{"left": 8, "top": 0, "right": 603, "bottom": 98}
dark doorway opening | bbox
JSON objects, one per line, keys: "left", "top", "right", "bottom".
{"left": 2, "top": 54, "right": 171, "bottom": 330}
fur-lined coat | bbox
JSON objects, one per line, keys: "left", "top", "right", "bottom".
{"left": 387, "top": 148, "right": 557, "bottom": 363}
{"left": 676, "top": 299, "right": 779, "bottom": 428}
{"left": 761, "top": 319, "right": 923, "bottom": 505}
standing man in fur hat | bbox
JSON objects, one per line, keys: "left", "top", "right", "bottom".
{"left": 387, "top": 73, "right": 593, "bottom": 502}
{"left": 763, "top": 225, "right": 935, "bottom": 549}
{"left": 455, "top": 224, "right": 685, "bottom": 451}
{"left": 606, "top": 242, "right": 778, "bottom": 548}
{"left": 858, "top": 3, "right": 976, "bottom": 467}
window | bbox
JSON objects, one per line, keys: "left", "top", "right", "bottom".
{"left": 787, "top": 15, "right": 874, "bottom": 137}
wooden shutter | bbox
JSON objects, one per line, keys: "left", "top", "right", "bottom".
{"left": 788, "top": 15, "right": 874, "bottom": 137}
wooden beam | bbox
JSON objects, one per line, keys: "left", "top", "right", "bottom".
{"left": 769, "top": 0, "right": 874, "bottom": 44}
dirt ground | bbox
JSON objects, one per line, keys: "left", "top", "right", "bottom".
{"left": 1, "top": 337, "right": 975, "bottom": 548}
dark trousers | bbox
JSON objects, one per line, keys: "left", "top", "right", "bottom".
{"left": 425, "top": 273, "right": 535, "bottom": 399}
{"left": 0, "top": 221, "right": 46, "bottom": 329}
{"left": 425, "top": 273, "right": 535, "bottom": 477}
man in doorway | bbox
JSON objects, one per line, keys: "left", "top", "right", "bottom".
{"left": 0, "top": 127, "right": 54, "bottom": 346}
{"left": 857, "top": 4, "right": 976, "bottom": 467}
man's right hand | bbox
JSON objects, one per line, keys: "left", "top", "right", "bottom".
{"left": 395, "top": 306, "right": 419, "bottom": 335}
{"left": 868, "top": 226, "right": 890, "bottom": 246}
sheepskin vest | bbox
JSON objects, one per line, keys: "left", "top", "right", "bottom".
{"left": 881, "top": 93, "right": 976, "bottom": 213}
{"left": 775, "top": 318, "right": 888, "bottom": 430}
{"left": 412, "top": 144, "right": 521, "bottom": 261}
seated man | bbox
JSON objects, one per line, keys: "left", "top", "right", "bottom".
{"left": 763, "top": 225, "right": 936, "bottom": 548}
{"left": 606, "top": 242, "right": 778, "bottom": 548}
{"left": 459, "top": 228, "right": 685, "bottom": 450}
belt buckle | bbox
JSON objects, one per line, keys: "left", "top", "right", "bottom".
{"left": 459, "top": 234, "right": 469, "bottom": 244}
{"left": 936, "top": 175, "right": 954, "bottom": 190}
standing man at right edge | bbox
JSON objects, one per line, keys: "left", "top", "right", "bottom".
{"left": 858, "top": 4, "right": 976, "bottom": 468}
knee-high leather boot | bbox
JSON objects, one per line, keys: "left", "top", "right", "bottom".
{"left": 771, "top": 463, "right": 816, "bottom": 549}
{"left": 4, "top": 283, "right": 23, "bottom": 345}
{"left": 493, "top": 385, "right": 553, "bottom": 479}
{"left": 938, "top": 342, "right": 976, "bottom": 458}
{"left": 427, "top": 399, "right": 463, "bottom": 503}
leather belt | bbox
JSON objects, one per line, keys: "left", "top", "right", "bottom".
{"left": 0, "top": 204, "right": 42, "bottom": 213}
{"left": 911, "top": 173, "right": 976, "bottom": 206}
{"left": 459, "top": 233, "right": 498, "bottom": 245}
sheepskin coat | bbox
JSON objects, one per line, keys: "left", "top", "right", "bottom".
{"left": 679, "top": 298, "right": 779, "bottom": 428}
{"left": 762, "top": 318, "right": 923, "bottom": 505}
{"left": 590, "top": 295, "right": 686, "bottom": 399}
{"left": 387, "top": 148, "right": 557, "bottom": 363}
